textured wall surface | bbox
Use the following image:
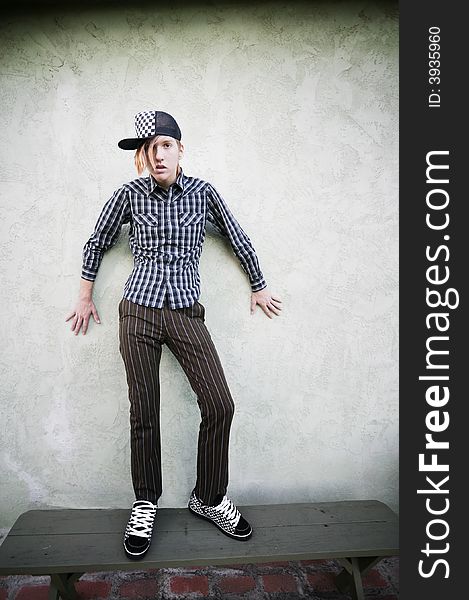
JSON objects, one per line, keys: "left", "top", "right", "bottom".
{"left": 0, "top": 1, "right": 398, "bottom": 529}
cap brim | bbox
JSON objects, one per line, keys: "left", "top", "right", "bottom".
{"left": 118, "top": 127, "right": 181, "bottom": 150}
{"left": 118, "top": 137, "right": 152, "bottom": 150}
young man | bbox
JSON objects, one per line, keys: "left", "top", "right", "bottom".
{"left": 66, "top": 110, "right": 282, "bottom": 560}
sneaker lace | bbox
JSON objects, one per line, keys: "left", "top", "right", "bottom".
{"left": 126, "top": 502, "right": 157, "bottom": 538}
{"left": 215, "top": 496, "right": 241, "bottom": 528}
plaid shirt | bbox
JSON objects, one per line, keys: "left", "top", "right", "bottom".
{"left": 82, "top": 169, "right": 267, "bottom": 309}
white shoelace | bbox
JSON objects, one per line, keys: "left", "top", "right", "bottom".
{"left": 126, "top": 502, "right": 157, "bottom": 538}
{"left": 214, "top": 496, "right": 241, "bottom": 528}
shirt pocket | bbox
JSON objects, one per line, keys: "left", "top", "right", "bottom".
{"left": 178, "top": 211, "right": 205, "bottom": 248}
{"left": 133, "top": 213, "right": 159, "bottom": 227}
{"left": 132, "top": 212, "right": 159, "bottom": 249}
{"left": 179, "top": 211, "right": 204, "bottom": 227}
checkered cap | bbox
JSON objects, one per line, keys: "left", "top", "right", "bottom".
{"left": 118, "top": 110, "right": 181, "bottom": 150}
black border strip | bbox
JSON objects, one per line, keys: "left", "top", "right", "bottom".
{"left": 400, "top": 1, "right": 464, "bottom": 597}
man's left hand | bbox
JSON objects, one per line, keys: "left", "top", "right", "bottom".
{"left": 251, "top": 287, "right": 283, "bottom": 319}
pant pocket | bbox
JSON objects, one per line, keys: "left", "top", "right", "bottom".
{"left": 118, "top": 297, "right": 129, "bottom": 322}
{"left": 196, "top": 301, "right": 206, "bottom": 322}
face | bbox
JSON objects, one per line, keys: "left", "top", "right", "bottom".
{"left": 146, "top": 135, "right": 183, "bottom": 190}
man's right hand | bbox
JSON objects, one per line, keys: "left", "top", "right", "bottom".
{"left": 66, "top": 278, "right": 100, "bottom": 335}
{"left": 65, "top": 298, "right": 101, "bottom": 335}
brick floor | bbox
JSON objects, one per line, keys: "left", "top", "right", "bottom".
{"left": 262, "top": 573, "right": 299, "bottom": 593}
{"left": 0, "top": 556, "right": 399, "bottom": 599}
{"left": 118, "top": 577, "right": 160, "bottom": 599}
{"left": 306, "top": 571, "right": 338, "bottom": 592}
{"left": 13, "top": 585, "right": 50, "bottom": 600}
{"left": 218, "top": 575, "right": 256, "bottom": 594}
{"left": 362, "top": 569, "right": 389, "bottom": 589}
{"left": 169, "top": 574, "right": 210, "bottom": 595}
{"left": 76, "top": 580, "right": 113, "bottom": 599}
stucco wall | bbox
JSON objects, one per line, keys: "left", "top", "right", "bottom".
{"left": 0, "top": 1, "right": 398, "bottom": 529}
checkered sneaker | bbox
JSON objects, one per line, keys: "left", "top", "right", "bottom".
{"left": 123, "top": 500, "right": 157, "bottom": 560}
{"left": 188, "top": 489, "right": 252, "bottom": 540}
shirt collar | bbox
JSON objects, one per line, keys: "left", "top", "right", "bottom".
{"left": 148, "top": 167, "right": 186, "bottom": 195}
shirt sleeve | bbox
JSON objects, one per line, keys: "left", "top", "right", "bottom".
{"left": 206, "top": 183, "right": 267, "bottom": 292}
{"left": 81, "top": 184, "right": 131, "bottom": 281}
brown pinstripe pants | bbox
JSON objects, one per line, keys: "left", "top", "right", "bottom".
{"left": 118, "top": 297, "right": 235, "bottom": 506}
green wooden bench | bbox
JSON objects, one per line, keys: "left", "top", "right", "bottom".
{"left": 0, "top": 500, "right": 398, "bottom": 600}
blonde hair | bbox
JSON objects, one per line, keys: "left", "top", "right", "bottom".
{"left": 134, "top": 135, "right": 182, "bottom": 175}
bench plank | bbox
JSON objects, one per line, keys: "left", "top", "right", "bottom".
{"left": 0, "top": 501, "right": 398, "bottom": 576}
{"left": 7, "top": 500, "right": 394, "bottom": 536}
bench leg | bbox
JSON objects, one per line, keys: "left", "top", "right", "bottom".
{"left": 335, "top": 556, "right": 381, "bottom": 599}
{"left": 350, "top": 557, "right": 364, "bottom": 600}
{"left": 48, "top": 573, "right": 84, "bottom": 600}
